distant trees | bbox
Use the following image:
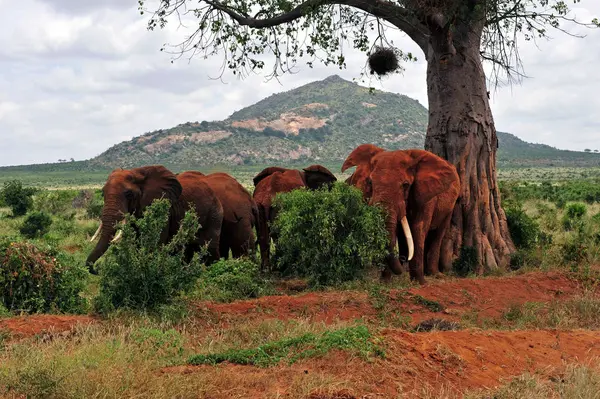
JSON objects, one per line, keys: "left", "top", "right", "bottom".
{"left": 584, "top": 149, "right": 591, "bottom": 153}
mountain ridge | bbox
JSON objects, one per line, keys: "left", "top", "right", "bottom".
{"left": 3, "top": 74, "right": 600, "bottom": 171}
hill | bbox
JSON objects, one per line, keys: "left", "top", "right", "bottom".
{"left": 88, "top": 75, "right": 427, "bottom": 169}
{"left": 3, "top": 75, "right": 600, "bottom": 176}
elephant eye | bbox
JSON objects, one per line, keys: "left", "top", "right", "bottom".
{"left": 403, "top": 181, "right": 410, "bottom": 190}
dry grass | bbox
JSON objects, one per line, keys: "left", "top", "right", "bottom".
{"left": 0, "top": 315, "right": 363, "bottom": 399}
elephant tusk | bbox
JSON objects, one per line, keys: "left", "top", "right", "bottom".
{"left": 401, "top": 216, "right": 414, "bottom": 261}
{"left": 111, "top": 230, "right": 123, "bottom": 243}
{"left": 90, "top": 222, "right": 102, "bottom": 242}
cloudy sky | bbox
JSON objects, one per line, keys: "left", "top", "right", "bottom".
{"left": 0, "top": 0, "right": 598, "bottom": 166}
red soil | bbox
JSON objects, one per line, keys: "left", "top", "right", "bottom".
{"left": 193, "top": 271, "right": 590, "bottom": 327}
{"left": 2, "top": 271, "right": 598, "bottom": 397}
{"left": 0, "top": 315, "right": 95, "bottom": 339}
{"left": 165, "top": 329, "right": 600, "bottom": 398}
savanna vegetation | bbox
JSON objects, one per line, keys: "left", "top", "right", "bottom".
{"left": 1, "top": 166, "right": 600, "bottom": 398}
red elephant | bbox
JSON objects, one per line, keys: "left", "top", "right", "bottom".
{"left": 252, "top": 165, "right": 338, "bottom": 271}
{"left": 342, "top": 145, "right": 460, "bottom": 284}
{"left": 86, "top": 165, "right": 223, "bottom": 274}
{"left": 178, "top": 171, "right": 258, "bottom": 259}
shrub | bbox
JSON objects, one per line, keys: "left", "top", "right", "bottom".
{"left": 195, "top": 258, "right": 272, "bottom": 302}
{"left": 86, "top": 191, "right": 104, "bottom": 219}
{"left": 1, "top": 180, "right": 36, "bottom": 217}
{"left": 32, "top": 190, "right": 76, "bottom": 216}
{"left": 271, "top": 182, "right": 388, "bottom": 287}
{"left": 93, "top": 199, "right": 205, "bottom": 313}
{"left": 505, "top": 206, "right": 544, "bottom": 250}
{"left": 0, "top": 239, "right": 88, "bottom": 314}
{"left": 562, "top": 203, "right": 587, "bottom": 231}
{"left": 452, "top": 246, "right": 478, "bottom": 277}
{"left": 19, "top": 211, "right": 53, "bottom": 239}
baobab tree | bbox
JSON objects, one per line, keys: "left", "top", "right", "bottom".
{"left": 137, "top": 0, "right": 598, "bottom": 274}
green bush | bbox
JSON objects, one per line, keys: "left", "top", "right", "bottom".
{"left": 86, "top": 191, "right": 104, "bottom": 219}
{"left": 562, "top": 203, "right": 587, "bottom": 231}
{"left": 1, "top": 180, "right": 36, "bottom": 217}
{"left": 0, "top": 239, "right": 88, "bottom": 314}
{"left": 505, "top": 206, "right": 544, "bottom": 250}
{"left": 93, "top": 199, "right": 205, "bottom": 313}
{"left": 452, "top": 246, "right": 478, "bottom": 277}
{"left": 195, "top": 258, "right": 272, "bottom": 302}
{"left": 19, "top": 212, "right": 53, "bottom": 239}
{"left": 271, "top": 182, "right": 388, "bottom": 287}
{"left": 32, "top": 190, "right": 77, "bottom": 216}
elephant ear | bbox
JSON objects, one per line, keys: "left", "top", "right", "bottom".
{"left": 341, "top": 144, "right": 385, "bottom": 172}
{"left": 302, "top": 165, "right": 337, "bottom": 190}
{"left": 253, "top": 166, "right": 288, "bottom": 187}
{"left": 133, "top": 165, "right": 183, "bottom": 208}
{"left": 409, "top": 150, "right": 459, "bottom": 205}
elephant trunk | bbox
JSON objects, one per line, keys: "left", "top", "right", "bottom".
{"left": 85, "top": 201, "right": 124, "bottom": 274}
{"left": 384, "top": 215, "right": 404, "bottom": 275}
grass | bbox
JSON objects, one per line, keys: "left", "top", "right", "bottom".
{"left": 0, "top": 317, "right": 378, "bottom": 398}
{"left": 413, "top": 295, "right": 444, "bottom": 312}
{"left": 188, "top": 325, "right": 383, "bottom": 367}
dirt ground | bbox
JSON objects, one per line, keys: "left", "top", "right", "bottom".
{"left": 1, "top": 270, "right": 599, "bottom": 398}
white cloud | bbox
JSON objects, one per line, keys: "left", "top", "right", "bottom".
{"left": 0, "top": 0, "right": 598, "bottom": 166}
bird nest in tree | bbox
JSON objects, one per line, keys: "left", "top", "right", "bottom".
{"left": 368, "top": 46, "right": 401, "bottom": 76}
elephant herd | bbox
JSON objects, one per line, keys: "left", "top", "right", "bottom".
{"left": 86, "top": 144, "right": 460, "bottom": 285}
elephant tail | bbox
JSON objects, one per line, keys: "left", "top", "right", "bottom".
{"left": 251, "top": 202, "right": 259, "bottom": 228}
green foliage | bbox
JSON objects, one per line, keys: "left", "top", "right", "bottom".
{"left": 1, "top": 180, "right": 36, "bottom": 217}
{"left": 0, "top": 239, "right": 88, "bottom": 314}
{"left": 93, "top": 199, "right": 206, "bottom": 313}
{"left": 194, "top": 258, "right": 273, "bottom": 303}
{"left": 19, "top": 212, "right": 53, "bottom": 239}
{"left": 413, "top": 295, "right": 443, "bottom": 312}
{"left": 187, "top": 325, "right": 383, "bottom": 367}
{"left": 505, "top": 206, "right": 544, "bottom": 250}
{"left": 453, "top": 246, "right": 479, "bottom": 277}
{"left": 562, "top": 203, "right": 587, "bottom": 231}
{"left": 272, "top": 182, "right": 388, "bottom": 287}
{"left": 85, "top": 190, "right": 104, "bottom": 219}
{"left": 32, "top": 190, "right": 78, "bottom": 216}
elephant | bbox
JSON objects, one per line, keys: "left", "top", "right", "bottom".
{"left": 342, "top": 143, "right": 385, "bottom": 201}
{"left": 177, "top": 171, "right": 258, "bottom": 260}
{"left": 86, "top": 165, "right": 223, "bottom": 274}
{"left": 252, "top": 164, "right": 338, "bottom": 271}
{"left": 341, "top": 145, "right": 460, "bottom": 284}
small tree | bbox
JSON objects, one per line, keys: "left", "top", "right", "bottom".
{"left": 272, "top": 182, "right": 388, "bottom": 287}
{"left": 20, "top": 212, "right": 53, "bottom": 239}
{"left": 93, "top": 199, "right": 206, "bottom": 313}
{"left": 1, "top": 180, "right": 36, "bottom": 217}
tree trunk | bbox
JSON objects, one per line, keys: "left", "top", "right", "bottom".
{"left": 423, "top": 21, "right": 515, "bottom": 274}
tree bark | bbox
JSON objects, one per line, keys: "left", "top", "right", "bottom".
{"left": 423, "top": 19, "right": 515, "bottom": 274}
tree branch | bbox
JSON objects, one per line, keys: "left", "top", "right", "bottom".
{"left": 205, "top": 0, "right": 429, "bottom": 53}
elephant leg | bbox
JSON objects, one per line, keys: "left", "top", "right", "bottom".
{"left": 257, "top": 207, "right": 271, "bottom": 271}
{"left": 425, "top": 213, "right": 452, "bottom": 276}
{"left": 194, "top": 224, "right": 221, "bottom": 266}
{"left": 230, "top": 220, "right": 254, "bottom": 258}
{"left": 220, "top": 233, "right": 231, "bottom": 260}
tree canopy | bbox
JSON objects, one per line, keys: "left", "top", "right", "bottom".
{"left": 138, "top": 0, "right": 598, "bottom": 85}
